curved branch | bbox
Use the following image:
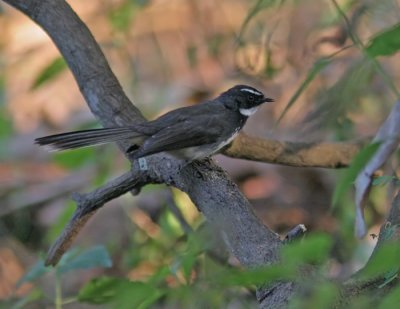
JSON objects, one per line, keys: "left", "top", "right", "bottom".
{"left": 224, "top": 133, "right": 365, "bottom": 168}
{"left": 45, "top": 170, "right": 143, "bottom": 266}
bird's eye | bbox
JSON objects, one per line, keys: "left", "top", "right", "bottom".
{"left": 248, "top": 95, "right": 255, "bottom": 101}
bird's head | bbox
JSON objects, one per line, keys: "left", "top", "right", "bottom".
{"left": 220, "top": 85, "right": 274, "bottom": 116}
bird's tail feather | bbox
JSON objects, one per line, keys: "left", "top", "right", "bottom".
{"left": 35, "top": 127, "right": 143, "bottom": 151}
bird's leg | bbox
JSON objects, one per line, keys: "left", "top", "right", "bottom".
{"left": 189, "top": 157, "right": 215, "bottom": 179}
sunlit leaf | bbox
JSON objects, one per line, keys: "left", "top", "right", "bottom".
{"left": 366, "top": 23, "right": 400, "bottom": 57}
{"left": 31, "top": 57, "right": 67, "bottom": 90}
{"left": 332, "top": 142, "right": 380, "bottom": 206}
{"left": 16, "top": 260, "right": 50, "bottom": 288}
{"left": 159, "top": 209, "right": 184, "bottom": 238}
{"left": 57, "top": 245, "right": 112, "bottom": 274}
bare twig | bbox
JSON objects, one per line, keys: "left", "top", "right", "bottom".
{"left": 0, "top": 169, "right": 91, "bottom": 217}
{"left": 223, "top": 133, "right": 364, "bottom": 168}
{"left": 45, "top": 170, "right": 142, "bottom": 266}
{"left": 284, "top": 224, "right": 307, "bottom": 243}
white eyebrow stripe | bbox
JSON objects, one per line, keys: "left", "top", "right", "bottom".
{"left": 240, "top": 88, "right": 262, "bottom": 96}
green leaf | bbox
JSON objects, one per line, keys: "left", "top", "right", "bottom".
{"left": 290, "top": 282, "right": 339, "bottom": 308}
{"left": 0, "top": 108, "right": 13, "bottom": 160}
{"left": 148, "top": 266, "right": 171, "bottom": 285}
{"left": 31, "top": 57, "right": 67, "bottom": 90}
{"left": 78, "top": 277, "right": 124, "bottom": 304}
{"left": 237, "top": 0, "right": 280, "bottom": 44}
{"left": 53, "top": 147, "right": 96, "bottom": 169}
{"left": 309, "top": 282, "right": 339, "bottom": 308}
{"left": 114, "top": 281, "right": 164, "bottom": 309}
{"left": 16, "top": 260, "right": 51, "bottom": 288}
{"left": 332, "top": 142, "right": 380, "bottom": 206}
{"left": 282, "top": 233, "right": 332, "bottom": 266}
{"left": 109, "top": 2, "right": 135, "bottom": 31}
{"left": 171, "top": 253, "right": 197, "bottom": 283}
{"left": 215, "top": 264, "right": 295, "bottom": 287}
{"left": 186, "top": 45, "right": 198, "bottom": 68}
{"left": 78, "top": 277, "right": 164, "bottom": 308}
{"left": 0, "top": 109, "right": 13, "bottom": 138}
{"left": 57, "top": 245, "right": 112, "bottom": 274}
{"left": 276, "top": 58, "right": 331, "bottom": 125}
{"left": 366, "top": 23, "right": 400, "bottom": 57}
{"left": 360, "top": 243, "right": 400, "bottom": 280}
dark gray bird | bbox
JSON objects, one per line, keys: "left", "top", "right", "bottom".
{"left": 35, "top": 85, "right": 273, "bottom": 162}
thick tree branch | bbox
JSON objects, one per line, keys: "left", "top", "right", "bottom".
{"left": 3, "top": 0, "right": 296, "bottom": 306}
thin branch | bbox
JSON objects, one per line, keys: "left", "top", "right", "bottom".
{"left": 45, "top": 170, "right": 142, "bottom": 266}
{"left": 223, "top": 133, "right": 365, "bottom": 168}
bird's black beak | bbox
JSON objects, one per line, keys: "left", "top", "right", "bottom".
{"left": 262, "top": 97, "right": 274, "bottom": 103}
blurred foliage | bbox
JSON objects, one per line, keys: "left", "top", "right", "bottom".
{"left": 52, "top": 148, "right": 97, "bottom": 170}
{"left": 276, "top": 57, "right": 331, "bottom": 125}
{"left": 332, "top": 142, "right": 380, "bottom": 207}
{"left": 108, "top": 0, "right": 150, "bottom": 32}
{"left": 1, "top": 0, "right": 400, "bottom": 308}
{"left": 31, "top": 57, "right": 67, "bottom": 90}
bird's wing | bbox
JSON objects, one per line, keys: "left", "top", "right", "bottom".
{"left": 134, "top": 115, "right": 223, "bottom": 158}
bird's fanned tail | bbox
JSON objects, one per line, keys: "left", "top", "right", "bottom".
{"left": 35, "top": 127, "right": 144, "bottom": 151}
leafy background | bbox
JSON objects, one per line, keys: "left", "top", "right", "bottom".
{"left": 0, "top": 0, "right": 400, "bottom": 308}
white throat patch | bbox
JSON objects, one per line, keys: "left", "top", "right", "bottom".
{"left": 240, "top": 88, "right": 263, "bottom": 96}
{"left": 239, "top": 106, "right": 258, "bottom": 116}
